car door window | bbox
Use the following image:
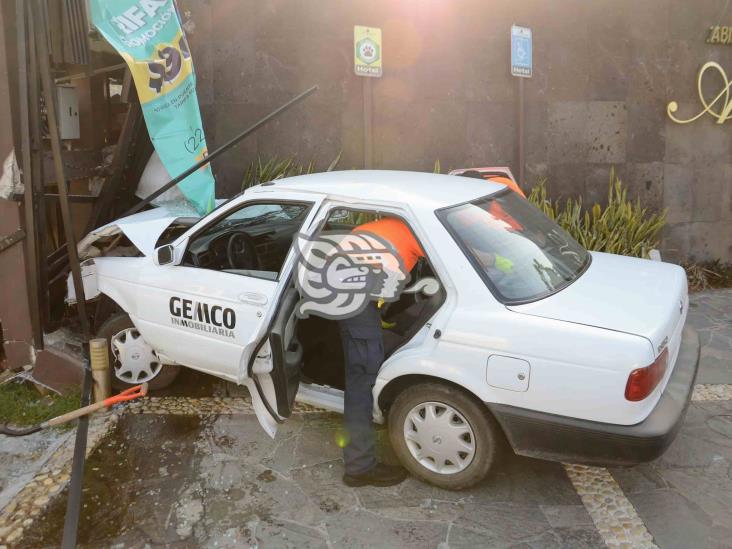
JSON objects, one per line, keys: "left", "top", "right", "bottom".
{"left": 182, "top": 201, "right": 310, "bottom": 280}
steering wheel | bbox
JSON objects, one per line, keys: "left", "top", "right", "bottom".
{"left": 226, "top": 231, "right": 261, "bottom": 270}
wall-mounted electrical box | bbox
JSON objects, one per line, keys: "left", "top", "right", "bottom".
{"left": 57, "top": 86, "right": 80, "bottom": 140}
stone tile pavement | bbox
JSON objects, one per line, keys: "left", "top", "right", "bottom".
{"left": 20, "top": 413, "right": 605, "bottom": 548}
{"left": 686, "top": 290, "right": 732, "bottom": 384}
{"left": 1, "top": 289, "right": 731, "bottom": 548}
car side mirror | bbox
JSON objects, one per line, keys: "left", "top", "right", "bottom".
{"left": 155, "top": 244, "right": 175, "bottom": 266}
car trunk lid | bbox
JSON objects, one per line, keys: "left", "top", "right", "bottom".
{"left": 509, "top": 252, "right": 688, "bottom": 356}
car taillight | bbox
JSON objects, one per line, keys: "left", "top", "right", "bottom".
{"left": 625, "top": 347, "right": 669, "bottom": 401}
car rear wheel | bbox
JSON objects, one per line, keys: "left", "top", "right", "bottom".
{"left": 388, "top": 382, "right": 500, "bottom": 490}
{"left": 96, "top": 313, "right": 181, "bottom": 391}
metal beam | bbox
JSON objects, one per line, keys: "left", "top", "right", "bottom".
{"left": 54, "top": 62, "right": 126, "bottom": 84}
{"left": 27, "top": 7, "right": 50, "bottom": 331}
{"left": 31, "top": 2, "right": 92, "bottom": 547}
{"left": 16, "top": 0, "right": 43, "bottom": 347}
{"left": 0, "top": 229, "right": 26, "bottom": 253}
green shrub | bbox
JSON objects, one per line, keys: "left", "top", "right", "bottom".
{"left": 241, "top": 152, "right": 341, "bottom": 191}
{"left": 238, "top": 158, "right": 664, "bottom": 259}
{"left": 527, "top": 169, "right": 666, "bottom": 258}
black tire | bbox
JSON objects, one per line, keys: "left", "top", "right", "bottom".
{"left": 388, "top": 382, "right": 500, "bottom": 490}
{"left": 96, "top": 313, "right": 181, "bottom": 391}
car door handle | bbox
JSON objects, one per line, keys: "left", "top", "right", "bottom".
{"left": 238, "top": 292, "right": 268, "bottom": 306}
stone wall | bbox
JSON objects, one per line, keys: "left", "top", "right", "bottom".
{"left": 182, "top": 0, "right": 732, "bottom": 263}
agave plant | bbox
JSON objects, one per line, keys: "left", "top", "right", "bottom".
{"left": 528, "top": 169, "right": 667, "bottom": 259}
{"left": 241, "top": 151, "right": 342, "bottom": 191}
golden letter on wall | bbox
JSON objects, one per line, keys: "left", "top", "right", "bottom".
{"left": 667, "top": 61, "right": 732, "bottom": 124}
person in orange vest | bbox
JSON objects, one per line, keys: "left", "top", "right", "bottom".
{"left": 338, "top": 216, "right": 424, "bottom": 487}
{"left": 457, "top": 171, "right": 524, "bottom": 274}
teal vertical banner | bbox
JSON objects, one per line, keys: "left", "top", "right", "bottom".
{"left": 90, "top": 0, "right": 215, "bottom": 215}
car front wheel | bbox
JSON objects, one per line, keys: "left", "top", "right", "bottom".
{"left": 388, "top": 382, "right": 500, "bottom": 490}
{"left": 96, "top": 313, "right": 181, "bottom": 391}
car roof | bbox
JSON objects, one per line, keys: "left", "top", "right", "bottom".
{"left": 248, "top": 170, "right": 506, "bottom": 211}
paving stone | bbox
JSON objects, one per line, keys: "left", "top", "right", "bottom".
{"left": 466, "top": 456, "right": 582, "bottom": 506}
{"left": 323, "top": 508, "right": 448, "bottom": 548}
{"left": 446, "top": 524, "right": 507, "bottom": 549}
{"left": 612, "top": 400, "right": 732, "bottom": 549}
{"left": 295, "top": 415, "right": 346, "bottom": 468}
{"left": 261, "top": 429, "right": 302, "bottom": 475}
{"left": 607, "top": 466, "right": 670, "bottom": 495}
{"left": 655, "top": 402, "right": 732, "bottom": 468}
{"left": 552, "top": 526, "right": 607, "bottom": 548}
{"left": 625, "top": 489, "right": 732, "bottom": 549}
{"left": 540, "top": 504, "right": 595, "bottom": 528}
{"left": 453, "top": 502, "right": 555, "bottom": 543}
{"left": 252, "top": 518, "right": 329, "bottom": 548}
{"left": 291, "top": 460, "right": 360, "bottom": 514}
{"left": 661, "top": 465, "right": 732, "bottom": 526}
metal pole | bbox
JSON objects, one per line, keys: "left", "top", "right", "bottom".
{"left": 16, "top": 0, "right": 43, "bottom": 346}
{"left": 54, "top": 62, "right": 126, "bottom": 84}
{"left": 31, "top": 2, "right": 92, "bottom": 547}
{"left": 28, "top": 9, "right": 50, "bottom": 330}
{"left": 518, "top": 77, "right": 525, "bottom": 186}
{"left": 362, "top": 77, "right": 373, "bottom": 168}
{"left": 124, "top": 85, "right": 319, "bottom": 217}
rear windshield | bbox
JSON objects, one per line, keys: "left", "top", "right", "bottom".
{"left": 440, "top": 191, "right": 590, "bottom": 303}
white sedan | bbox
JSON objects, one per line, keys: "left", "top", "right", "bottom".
{"left": 69, "top": 170, "right": 699, "bottom": 489}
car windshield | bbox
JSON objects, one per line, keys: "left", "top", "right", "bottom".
{"left": 440, "top": 191, "right": 590, "bottom": 303}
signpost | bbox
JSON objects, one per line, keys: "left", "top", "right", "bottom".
{"left": 354, "top": 25, "right": 382, "bottom": 78}
{"left": 354, "top": 26, "right": 381, "bottom": 168}
{"left": 511, "top": 25, "right": 532, "bottom": 78}
{"left": 511, "top": 25, "right": 532, "bottom": 187}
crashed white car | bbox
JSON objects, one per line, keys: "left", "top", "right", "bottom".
{"left": 70, "top": 170, "right": 699, "bottom": 489}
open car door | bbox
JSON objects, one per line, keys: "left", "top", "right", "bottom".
{"left": 244, "top": 286, "right": 304, "bottom": 437}
{"left": 121, "top": 191, "right": 323, "bottom": 438}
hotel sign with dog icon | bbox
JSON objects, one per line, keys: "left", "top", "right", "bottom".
{"left": 354, "top": 25, "right": 382, "bottom": 77}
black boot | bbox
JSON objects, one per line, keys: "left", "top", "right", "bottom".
{"left": 343, "top": 463, "right": 407, "bottom": 487}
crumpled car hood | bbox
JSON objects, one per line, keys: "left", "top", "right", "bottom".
{"left": 77, "top": 208, "right": 182, "bottom": 258}
{"left": 76, "top": 200, "right": 225, "bottom": 258}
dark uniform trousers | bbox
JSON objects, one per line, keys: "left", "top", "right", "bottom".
{"left": 337, "top": 302, "right": 384, "bottom": 475}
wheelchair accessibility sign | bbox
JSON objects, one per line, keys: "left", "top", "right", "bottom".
{"left": 511, "top": 25, "right": 532, "bottom": 78}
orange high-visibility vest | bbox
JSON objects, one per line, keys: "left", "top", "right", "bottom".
{"left": 354, "top": 218, "right": 425, "bottom": 272}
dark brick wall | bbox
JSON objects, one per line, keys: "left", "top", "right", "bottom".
{"left": 182, "top": 0, "right": 732, "bottom": 262}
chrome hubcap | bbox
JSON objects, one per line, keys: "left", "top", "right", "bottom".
{"left": 110, "top": 328, "right": 162, "bottom": 384}
{"left": 403, "top": 401, "right": 476, "bottom": 474}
